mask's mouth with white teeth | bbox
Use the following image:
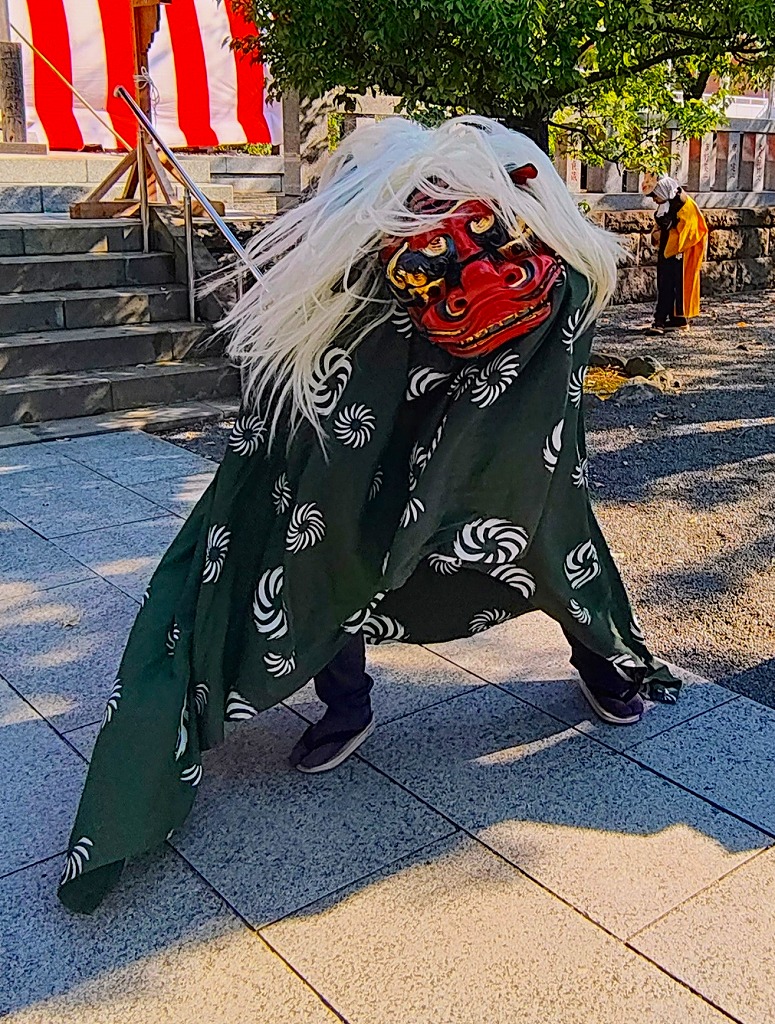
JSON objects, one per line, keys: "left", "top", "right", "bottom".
{"left": 427, "top": 257, "right": 565, "bottom": 358}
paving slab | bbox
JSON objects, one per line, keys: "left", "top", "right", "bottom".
{"left": 0, "top": 511, "right": 95, "bottom": 601}
{"left": 0, "top": 461, "right": 167, "bottom": 538}
{"left": 0, "top": 577, "right": 139, "bottom": 731}
{"left": 0, "top": 440, "right": 72, "bottom": 475}
{"left": 0, "top": 679, "right": 87, "bottom": 878}
{"left": 431, "top": 612, "right": 736, "bottom": 751}
{"left": 128, "top": 469, "right": 216, "bottom": 517}
{"left": 632, "top": 848, "right": 775, "bottom": 1024}
{"left": 264, "top": 835, "right": 734, "bottom": 1024}
{"left": 57, "top": 429, "right": 215, "bottom": 487}
{"left": 285, "top": 642, "right": 487, "bottom": 725}
{"left": 630, "top": 697, "right": 775, "bottom": 835}
{"left": 363, "top": 685, "right": 769, "bottom": 938}
{"left": 0, "top": 855, "right": 337, "bottom": 1024}
{"left": 53, "top": 515, "right": 182, "bottom": 602}
{"left": 172, "top": 706, "right": 457, "bottom": 928}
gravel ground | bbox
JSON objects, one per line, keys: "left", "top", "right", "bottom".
{"left": 161, "top": 292, "right": 775, "bottom": 708}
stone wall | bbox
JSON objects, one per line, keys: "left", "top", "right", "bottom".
{"left": 593, "top": 207, "right": 775, "bottom": 305}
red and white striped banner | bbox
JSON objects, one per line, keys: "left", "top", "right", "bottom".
{"left": 9, "top": 0, "right": 281, "bottom": 151}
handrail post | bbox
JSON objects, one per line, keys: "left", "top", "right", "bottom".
{"left": 183, "top": 190, "right": 196, "bottom": 324}
{"left": 137, "top": 131, "right": 150, "bottom": 254}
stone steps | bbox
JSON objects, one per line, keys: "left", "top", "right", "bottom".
{"left": 0, "top": 251, "right": 175, "bottom": 294}
{"left": 0, "top": 359, "right": 239, "bottom": 427}
{"left": 0, "top": 283, "right": 189, "bottom": 336}
{"left": 0, "top": 323, "right": 209, "bottom": 378}
{"left": 0, "top": 217, "right": 143, "bottom": 256}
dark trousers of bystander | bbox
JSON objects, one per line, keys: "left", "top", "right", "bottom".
{"left": 654, "top": 253, "right": 685, "bottom": 326}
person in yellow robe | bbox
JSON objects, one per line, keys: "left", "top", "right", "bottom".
{"left": 644, "top": 176, "right": 708, "bottom": 335}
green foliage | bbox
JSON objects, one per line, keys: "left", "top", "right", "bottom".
{"left": 232, "top": 0, "right": 775, "bottom": 168}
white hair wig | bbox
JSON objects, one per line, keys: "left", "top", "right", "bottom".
{"left": 224, "top": 115, "right": 620, "bottom": 443}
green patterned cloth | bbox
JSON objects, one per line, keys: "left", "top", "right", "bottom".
{"left": 59, "top": 268, "right": 680, "bottom": 913}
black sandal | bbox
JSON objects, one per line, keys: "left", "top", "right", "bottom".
{"left": 291, "top": 717, "right": 376, "bottom": 773}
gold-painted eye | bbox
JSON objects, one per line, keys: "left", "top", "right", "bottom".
{"left": 470, "top": 213, "right": 495, "bottom": 234}
{"left": 420, "top": 236, "right": 448, "bottom": 257}
{"left": 386, "top": 242, "right": 409, "bottom": 290}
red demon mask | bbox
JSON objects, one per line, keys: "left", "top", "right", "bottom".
{"left": 379, "top": 169, "right": 564, "bottom": 358}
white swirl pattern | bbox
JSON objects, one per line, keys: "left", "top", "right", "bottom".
{"left": 311, "top": 347, "right": 353, "bottom": 416}
{"left": 470, "top": 351, "right": 521, "bottom": 408}
{"left": 194, "top": 682, "right": 209, "bottom": 715}
{"left": 489, "top": 564, "right": 536, "bottom": 598}
{"left": 264, "top": 651, "right": 297, "bottom": 677}
{"left": 469, "top": 609, "right": 512, "bottom": 634}
{"left": 400, "top": 497, "right": 425, "bottom": 528}
{"left": 564, "top": 539, "right": 601, "bottom": 590}
{"left": 101, "top": 678, "right": 122, "bottom": 728}
{"left": 226, "top": 690, "right": 259, "bottom": 720}
{"left": 252, "top": 567, "right": 288, "bottom": 640}
{"left": 428, "top": 553, "right": 463, "bottom": 575}
{"left": 228, "top": 414, "right": 266, "bottom": 456}
{"left": 363, "top": 614, "right": 407, "bottom": 644}
{"left": 181, "top": 764, "right": 203, "bottom": 787}
{"left": 453, "top": 518, "right": 529, "bottom": 564}
{"left": 333, "top": 403, "right": 377, "bottom": 448}
{"left": 542, "top": 420, "right": 564, "bottom": 474}
{"left": 406, "top": 367, "right": 452, "bottom": 401}
{"left": 568, "top": 599, "right": 592, "bottom": 625}
{"left": 272, "top": 473, "right": 293, "bottom": 515}
{"left": 572, "top": 457, "right": 589, "bottom": 489}
{"left": 60, "top": 837, "right": 93, "bottom": 885}
{"left": 286, "top": 503, "right": 326, "bottom": 553}
{"left": 568, "top": 366, "right": 587, "bottom": 407}
{"left": 203, "top": 525, "right": 231, "bottom": 584}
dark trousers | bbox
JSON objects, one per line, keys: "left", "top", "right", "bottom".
{"left": 655, "top": 253, "right": 684, "bottom": 326}
{"left": 318, "top": 628, "right": 634, "bottom": 717}
{"left": 314, "top": 633, "right": 374, "bottom": 722}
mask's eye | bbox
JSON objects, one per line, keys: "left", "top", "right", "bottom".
{"left": 469, "top": 213, "right": 496, "bottom": 235}
{"left": 420, "top": 236, "right": 448, "bottom": 257}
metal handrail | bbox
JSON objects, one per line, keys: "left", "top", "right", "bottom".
{"left": 114, "top": 86, "right": 262, "bottom": 285}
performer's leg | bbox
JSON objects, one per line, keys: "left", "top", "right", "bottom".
{"left": 562, "top": 629, "right": 645, "bottom": 725}
{"left": 289, "top": 633, "right": 375, "bottom": 773}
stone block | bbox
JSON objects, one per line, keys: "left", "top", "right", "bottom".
{"left": 0, "top": 155, "right": 88, "bottom": 183}
{"left": 176, "top": 156, "right": 212, "bottom": 182}
{"left": 639, "top": 232, "right": 660, "bottom": 266}
{"left": 22, "top": 222, "right": 143, "bottom": 255}
{"left": 225, "top": 154, "right": 284, "bottom": 174}
{"left": 0, "top": 509, "right": 95, "bottom": 599}
{"left": 41, "top": 185, "right": 89, "bottom": 213}
{"left": 0, "top": 459, "right": 166, "bottom": 539}
{"left": 172, "top": 705, "right": 455, "bottom": 927}
{"left": 362, "top": 684, "right": 768, "bottom": 939}
{"left": 604, "top": 209, "right": 653, "bottom": 233}
{"left": 700, "top": 260, "right": 739, "bottom": 298}
{"left": 738, "top": 257, "right": 775, "bottom": 292}
{"left": 62, "top": 286, "right": 187, "bottom": 330}
{"left": 0, "top": 293, "right": 64, "bottom": 336}
{"left": 0, "top": 576, "right": 141, "bottom": 729}
{"left": 54, "top": 514, "right": 183, "bottom": 601}
{"left": 0, "top": 226, "right": 23, "bottom": 255}
{"left": 632, "top": 849, "right": 775, "bottom": 1024}
{"left": 707, "top": 227, "right": 767, "bottom": 260}
{"left": 0, "top": 679, "right": 87, "bottom": 876}
{"left": 612, "top": 266, "right": 657, "bottom": 305}
{"left": 630, "top": 697, "right": 775, "bottom": 834}
{"left": 59, "top": 429, "right": 215, "bottom": 487}
{"left": 123, "top": 252, "right": 176, "bottom": 286}
{"left": 0, "top": 856, "right": 339, "bottom": 1024}
{"left": 0, "top": 373, "right": 114, "bottom": 426}
{"left": 0, "top": 253, "right": 127, "bottom": 294}
{"left": 129, "top": 469, "right": 216, "bottom": 517}
{"left": 0, "top": 185, "right": 43, "bottom": 212}
{"left": 108, "top": 362, "right": 239, "bottom": 412}
{"left": 615, "top": 232, "right": 640, "bottom": 267}
{"left": 266, "top": 836, "right": 736, "bottom": 1024}
{"left": 214, "top": 174, "right": 282, "bottom": 193}
{"left": 703, "top": 207, "right": 772, "bottom": 230}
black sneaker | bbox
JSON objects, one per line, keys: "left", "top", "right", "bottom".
{"left": 289, "top": 716, "right": 376, "bottom": 773}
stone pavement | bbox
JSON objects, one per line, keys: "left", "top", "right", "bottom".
{"left": 1, "top": 429, "right": 774, "bottom": 1024}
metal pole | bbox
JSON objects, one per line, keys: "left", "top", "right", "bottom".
{"left": 0, "top": 0, "right": 10, "bottom": 41}
{"left": 184, "top": 190, "right": 196, "bottom": 325}
{"left": 114, "top": 85, "right": 260, "bottom": 280}
{"left": 137, "top": 131, "right": 150, "bottom": 254}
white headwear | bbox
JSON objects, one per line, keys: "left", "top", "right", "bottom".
{"left": 651, "top": 176, "right": 680, "bottom": 216}
{"left": 223, "top": 116, "right": 621, "bottom": 442}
